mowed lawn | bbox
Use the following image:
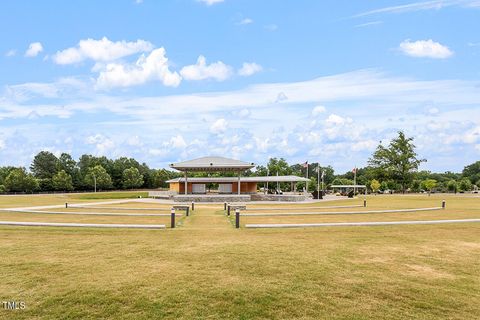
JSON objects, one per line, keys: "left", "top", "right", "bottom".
{"left": 1, "top": 194, "right": 479, "bottom": 319}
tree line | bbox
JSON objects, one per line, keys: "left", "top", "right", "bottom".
{"left": 0, "top": 152, "right": 181, "bottom": 193}
{"left": 0, "top": 131, "right": 479, "bottom": 193}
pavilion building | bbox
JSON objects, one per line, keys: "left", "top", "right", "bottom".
{"left": 165, "top": 156, "right": 309, "bottom": 202}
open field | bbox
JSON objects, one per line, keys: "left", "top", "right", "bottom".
{"left": 1, "top": 194, "right": 479, "bottom": 319}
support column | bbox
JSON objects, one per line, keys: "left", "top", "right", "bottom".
{"left": 184, "top": 171, "right": 188, "bottom": 195}
{"left": 237, "top": 170, "right": 241, "bottom": 195}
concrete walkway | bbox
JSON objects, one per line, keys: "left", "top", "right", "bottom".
{"left": 0, "top": 220, "right": 166, "bottom": 229}
{"left": 246, "top": 218, "right": 480, "bottom": 228}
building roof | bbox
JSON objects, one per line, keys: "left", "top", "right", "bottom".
{"left": 169, "top": 156, "right": 255, "bottom": 172}
{"left": 166, "top": 175, "right": 310, "bottom": 183}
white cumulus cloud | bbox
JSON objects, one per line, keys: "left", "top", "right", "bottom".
{"left": 25, "top": 42, "right": 43, "bottom": 57}
{"left": 238, "top": 62, "right": 262, "bottom": 76}
{"left": 95, "top": 47, "right": 181, "bottom": 89}
{"left": 238, "top": 18, "right": 253, "bottom": 25}
{"left": 85, "top": 134, "right": 115, "bottom": 154}
{"left": 53, "top": 37, "right": 154, "bottom": 65}
{"left": 170, "top": 135, "right": 187, "bottom": 149}
{"left": 197, "top": 0, "right": 224, "bottom": 5}
{"left": 399, "top": 39, "right": 453, "bottom": 59}
{"left": 180, "top": 55, "right": 232, "bottom": 81}
{"left": 210, "top": 118, "right": 228, "bottom": 134}
{"left": 311, "top": 105, "right": 326, "bottom": 116}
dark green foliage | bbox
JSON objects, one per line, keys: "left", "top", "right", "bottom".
{"left": 122, "top": 167, "right": 144, "bottom": 189}
{"left": 30, "top": 151, "right": 59, "bottom": 179}
{"left": 462, "top": 161, "right": 480, "bottom": 185}
{"left": 52, "top": 170, "right": 74, "bottom": 191}
{"left": 4, "top": 168, "right": 39, "bottom": 192}
{"left": 84, "top": 165, "right": 113, "bottom": 190}
{"left": 369, "top": 131, "right": 426, "bottom": 193}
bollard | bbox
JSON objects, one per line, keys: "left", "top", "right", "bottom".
{"left": 186, "top": 207, "right": 190, "bottom": 217}
{"left": 442, "top": 200, "right": 446, "bottom": 209}
{"left": 235, "top": 209, "right": 240, "bottom": 229}
{"left": 191, "top": 201, "right": 195, "bottom": 211}
{"left": 170, "top": 208, "right": 176, "bottom": 228}
{"left": 227, "top": 205, "right": 231, "bottom": 216}
{"left": 65, "top": 202, "right": 68, "bottom": 208}
{"left": 224, "top": 202, "right": 227, "bottom": 210}
{"left": 364, "top": 199, "right": 367, "bottom": 207}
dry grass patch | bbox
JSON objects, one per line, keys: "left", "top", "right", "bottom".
{"left": 0, "top": 195, "right": 479, "bottom": 319}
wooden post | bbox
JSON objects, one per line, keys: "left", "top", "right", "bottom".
{"left": 65, "top": 202, "right": 68, "bottom": 208}
{"left": 224, "top": 202, "right": 227, "bottom": 210}
{"left": 170, "top": 208, "right": 176, "bottom": 228}
{"left": 186, "top": 207, "right": 189, "bottom": 217}
{"left": 237, "top": 171, "right": 241, "bottom": 195}
{"left": 235, "top": 209, "right": 240, "bottom": 229}
{"left": 364, "top": 199, "right": 367, "bottom": 207}
{"left": 442, "top": 200, "right": 446, "bottom": 209}
{"left": 184, "top": 171, "right": 188, "bottom": 195}
{"left": 191, "top": 201, "right": 195, "bottom": 211}
{"left": 227, "top": 205, "right": 231, "bottom": 216}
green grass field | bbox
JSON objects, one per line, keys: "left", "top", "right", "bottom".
{"left": 1, "top": 194, "right": 479, "bottom": 319}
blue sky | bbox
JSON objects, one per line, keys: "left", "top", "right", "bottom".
{"left": 1, "top": 0, "right": 479, "bottom": 173}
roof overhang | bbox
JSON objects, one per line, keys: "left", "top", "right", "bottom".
{"left": 166, "top": 176, "right": 310, "bottom": 183}
{"left": 170, "top": 156, "right": 255, "bottom": 172}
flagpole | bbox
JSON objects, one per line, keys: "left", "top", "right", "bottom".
{"left": 305, "top": 162, "right": 308, "bottom": 195}
{"left": 317, "top": 164, "right": 320, "bottom": 197}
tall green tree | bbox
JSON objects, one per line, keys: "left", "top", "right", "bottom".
{"left": 0, "top": 166, "right": 17, "bottom": 185}
{"left": 30, "top": 151, "right": 59, "bottom": 179}
{"left": 4, "top": 168, "right": 39, "bottom": 192}
{"left": 462, "top": 161, "right": 480, "bottom": 185}
{"left": 52, "top": 170, "right": 74, "bottom": 191}
{"left": 447, "top": 180, "right": 458, "bottom": 193}
{"left": 112, "top": 157, "right": 141, "bottom": 189}
{"left": 458, "top": 178, "right": 472, "bottom": 192}
{"left": 368, "top": 131, "right": 426, "bottom": 193}
{"left": 122, "top": 167, "right": 144, "bottom": 189}
{"left": 84, "top": 165, "right": 113, "bottom": 191}
{"left": 422, "top": 179, "right": 437, "bottom": 195}
{"left": 57, "top": 153, "right": 77, "bottom": 176}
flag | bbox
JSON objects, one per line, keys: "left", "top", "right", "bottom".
{"left": 321, "top": 170, "right": 325, "bottom": 179}
{"left": 352, "top": 167, "right": 357, "bottom": 174}
{"left": 302, "top": 161, "right": 308, "bottom": 168}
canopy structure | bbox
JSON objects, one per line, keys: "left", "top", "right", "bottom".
{"left": 169, "top": 156, "right": 255, "bottom": 195}
{"left": 166, "top": 176, "right": 310, "bottom": 184}
{"left": 170, "top": 156, "right": 255, "bottom": 172}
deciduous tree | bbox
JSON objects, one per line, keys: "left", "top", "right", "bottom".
{"left": 84, "top": 165, "right": 113, "bottom": 190}
{"left": 369, "top": 131, "right": 425, "bottom": 193}
{"left": 52, "top": 170, "right": 73, "bottom": 191}
{"left": 122, "top": 167, "right": 144, "bottom": 189}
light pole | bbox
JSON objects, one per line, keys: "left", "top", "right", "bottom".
{"left": 93, "top": 173, "right": 97, "bottom": 193}
{"left": 317, "top": 164, "right": 320, "bottom": 198}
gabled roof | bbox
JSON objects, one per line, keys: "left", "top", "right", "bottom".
{"left": 169, "top": 156, "right": 255, "bottom": 172}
